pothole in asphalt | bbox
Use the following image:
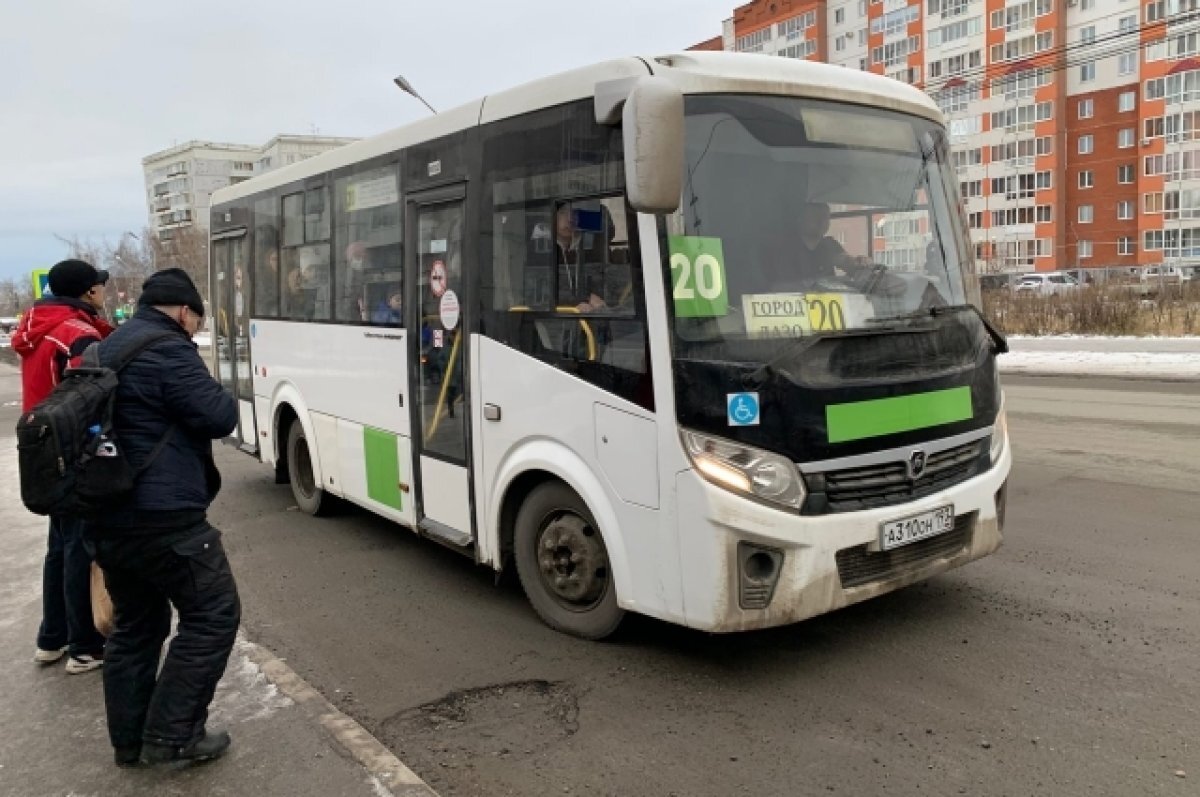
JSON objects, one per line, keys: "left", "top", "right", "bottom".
{"left": 379, "top": 679, "right": 580, "bottom": 765}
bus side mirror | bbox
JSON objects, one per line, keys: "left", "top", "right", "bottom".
{"left": 621, "top": 78, "right": 683, "bottom": 215}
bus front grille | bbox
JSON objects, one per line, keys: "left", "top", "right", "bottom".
{"left": 809, "top": 440, "right": 985, "bottom": 514}
{"left": 835, "top": 513, "right": 975, "bottom": 590}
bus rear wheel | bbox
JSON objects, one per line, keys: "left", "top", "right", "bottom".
{"left": 514, "top": 482, "right": 623, "bottom": 640}
{"left": 286, "top": 421, "right": 331, "bottom": 516}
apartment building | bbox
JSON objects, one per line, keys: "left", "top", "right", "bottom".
{"left": 690, "top": 0, "right": 1200, "bottom": 275}
{"left": 142, "top": 135, "right": 356, "bottom": 240}
{"left": 254, "top": 134, "right": 358, "bottom": 174}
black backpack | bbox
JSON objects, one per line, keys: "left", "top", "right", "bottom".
{"left": 16, "top": 330, "right": 175, "bottom": 517}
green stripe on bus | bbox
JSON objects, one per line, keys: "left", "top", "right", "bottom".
{"left": 825, "top": 387, "right": 973, "bottom": 444}
{"left": 363, "top": 428, "right": 403, "bottom": 510}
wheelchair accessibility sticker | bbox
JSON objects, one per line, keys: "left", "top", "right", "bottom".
{"left": 727, "top": 392, "right": 760, "bottom": 427}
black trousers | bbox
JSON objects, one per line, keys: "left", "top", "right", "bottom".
{"left": 91, "top": 522, "right": 241, "bottom": 749}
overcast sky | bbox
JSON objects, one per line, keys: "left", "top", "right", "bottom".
{"left": 0, "top": 0, "right": 729, "bottom": 282}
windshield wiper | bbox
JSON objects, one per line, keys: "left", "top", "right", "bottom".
{"left": 868, "top": 304, "right": 1008, "bottom": 354}
{"left": 744, "top": 335, "right": 824, "bottom": 388}
{"left": 743, "top": 324, "right": 927, "bottom": 388}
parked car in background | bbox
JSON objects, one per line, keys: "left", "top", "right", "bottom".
{"left": 1014, "top": 271, "right": 1081, "bottom": 296}
{"left": 1140, "top": 266, "right": 1184, "bottom": 284}
{"left": 980, "top": 273, "right": 1024, "bottom": 292}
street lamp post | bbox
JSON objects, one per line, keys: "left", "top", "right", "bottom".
{"left": 124, "top": 230, "right": 155, "bottom": 270}
{"left": 393, "top": 74, "right": 437, "bottom": 115}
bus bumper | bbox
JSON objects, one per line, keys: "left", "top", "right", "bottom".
{"left": 672, "top": 443, "right": 1010, "bottom": 633}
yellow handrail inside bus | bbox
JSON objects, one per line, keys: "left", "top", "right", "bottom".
{"left": 425, "top": 328, "right": 462, "bottom": 441}
{"left": 507, "top": 305, "right": 596, "bottom": 361}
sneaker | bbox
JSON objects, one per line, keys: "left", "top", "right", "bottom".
{"left": 34, "top": 646, "right": 67, "bottom": 665}
{"left": 65, "top": 653, "right": 103, "bottom": 674}
{"left": 141, "top": 729, "right": 232, "bottom": 766}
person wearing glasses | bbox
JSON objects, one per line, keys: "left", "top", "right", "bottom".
{"left": 87, "top": 268, "right": 242, "bottom": 768}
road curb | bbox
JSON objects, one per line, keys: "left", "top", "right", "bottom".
{"left": 240, "top": 639, "right": 439, "bottom": 797}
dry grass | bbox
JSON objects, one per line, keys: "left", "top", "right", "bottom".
{"left": 983, "top": 282, "right": 1200, "bottom": 337}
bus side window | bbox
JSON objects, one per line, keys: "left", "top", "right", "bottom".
{"left": 334, "top": 165, "right": 403, "bottom": 325}
{"left": 480, "top": 100, "right": 653, "bottom": 410}
{"left": 552, "top": 197, "right": 635, "bottom": 317}
{"left": 282, "top": 188, "right": 332, "bottom": 321}
{"left": 253, "top": 195, "right": 280, "bottom": 317}
{"left": 492, "top": 194, "right": 648, "bottom": 401}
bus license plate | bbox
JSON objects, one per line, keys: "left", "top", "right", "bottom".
{"left": 879, "top": 505, "right": 954, "bottom": 551}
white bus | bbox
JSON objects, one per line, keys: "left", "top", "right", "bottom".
{"left": 208, "top": 52, "right": 1010, "bottom": 638}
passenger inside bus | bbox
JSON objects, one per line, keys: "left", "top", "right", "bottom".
{"left": 254, "top": 226, "right": 280, "bottom": 316}
{"left": 340, "top": 241, "right": 369, "bottom": 321}
{"left": 552, "top": 200, "right": 634, "bottom": 315}
{"left": 743, "top": 201, "right": 906, "bottom": 299}
{"left": 371, "top": 292, "right": 403, "bottom": 325}
{"left": 282, "top": 245, "right": 330, "bottom": 320}
{"left": 554, "top": 202, "right": 608, "bottom": 313}
{"left": 793, "top": 202, "right": 870, "bottom": 282}
{"left": 283, "top": 260, "right": 310, "bottom": 317}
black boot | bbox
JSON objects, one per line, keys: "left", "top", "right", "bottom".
{"left": 140, "top": 729, "right": 232, "bottom": 765}
{"left": 113, "top": 746, "right": 141, "bottom": 768}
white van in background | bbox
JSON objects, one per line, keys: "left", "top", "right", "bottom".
{"left": 1014, "top": 272, "right": 1081, "bottom": 296}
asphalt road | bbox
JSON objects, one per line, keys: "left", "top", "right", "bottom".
{"left": 3, "top": 367, "right": 1196, "bottom": 796}
{"left": 196, "top": 373, "right": 1199, "bottom": 797}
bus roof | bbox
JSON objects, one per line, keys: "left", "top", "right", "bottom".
{"left": 211, "top": 52, "right": 943, "bottom": 207}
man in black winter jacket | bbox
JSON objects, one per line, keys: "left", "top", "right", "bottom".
{"left": 87, "top": 268, "right": 241, "bottom": 768}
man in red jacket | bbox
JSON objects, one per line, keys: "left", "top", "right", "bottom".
{"left": 13, "top": 259, "right": 115, "bottom": 673}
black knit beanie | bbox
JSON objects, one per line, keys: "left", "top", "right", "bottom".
{"left": 138, "top": 268, "right": 205, "bottom": 317}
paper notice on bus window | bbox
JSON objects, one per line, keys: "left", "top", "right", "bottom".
{"left": 742, "top": 294, "right": 813, "bottom": 338}
{"left": 344, "top": 174, "right": 398, "bottom": 212}
{"left": 742, "top": 292, "right": 875, "bottom": 338}
{"left": 804, "top": 292, "right": 875, "bottom": 330}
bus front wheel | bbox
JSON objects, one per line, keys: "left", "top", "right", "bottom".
{"left": 286, "top": 421, "right": 330, "bottom": 516}
{"left": 514, "top": 482, "right": 623, "bottom": 640}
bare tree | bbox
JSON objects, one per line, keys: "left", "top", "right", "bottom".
{"left": 46, "top": 225, "right": 211, "bottom": 318}
{"left": 107, "top": 231, "right": 156, "bottom": 312}
{"left": 0, "top": 275, "right": 37, "bottom": 317}
{"left": 149, "top": 225, "right": 209, "bottom": 300}
{"left": 15, "top": 275, "right": 34, "bottom": 311}
{"left": 0, "top": 277, "right": 19, "bottom": 316}
{"left": 53, "top": 234, "right": 108, "bottom": 273}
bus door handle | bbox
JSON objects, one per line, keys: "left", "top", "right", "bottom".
{"left": 484, "top": 403, "right": 502, "bottom": 422}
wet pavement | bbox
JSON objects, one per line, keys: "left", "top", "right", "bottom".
{"left": 0, "top": 363, "right": 436, "bottom": 797}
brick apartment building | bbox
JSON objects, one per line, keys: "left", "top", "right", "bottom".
{"left": 690, "top": 0, "right": 1200, "bottom": 276}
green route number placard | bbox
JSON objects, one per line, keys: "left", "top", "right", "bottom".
{"left": 668, "top": 236, "right": 728, "bottom": 318}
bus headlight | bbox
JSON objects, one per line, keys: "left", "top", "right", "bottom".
{"left": 681, "top": 429, "right": 806, "bottom": 511}
{"left": 989, "top": 402, "right": 1008, "bottom": 466}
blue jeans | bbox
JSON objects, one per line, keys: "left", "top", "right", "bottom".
{"left": 36, "top": 515, "right": 106, "bottom": 658}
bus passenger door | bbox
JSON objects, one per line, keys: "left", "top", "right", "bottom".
{"left": 212, "top": 232, "right": 258, "bottom": 452}
{"left": 407, "top": 189, "right": 474, "bottom": 548}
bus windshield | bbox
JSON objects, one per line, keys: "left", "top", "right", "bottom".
{"left": 664, "top": 94, "right": 977, "bottom": 365}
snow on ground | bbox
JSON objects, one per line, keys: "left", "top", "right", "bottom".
{"left": 1000, "top": 350, "right": 1200, "bottom": 378}
{"left": 1002, "top": 336, "right": 1200, "bottom": 379}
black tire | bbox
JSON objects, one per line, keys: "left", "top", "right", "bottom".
{"left": 514, "top": 482, "right": 623, "bottom": 640}
{"left": 286, "top": 421, "right": 332, "bottom": 516}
